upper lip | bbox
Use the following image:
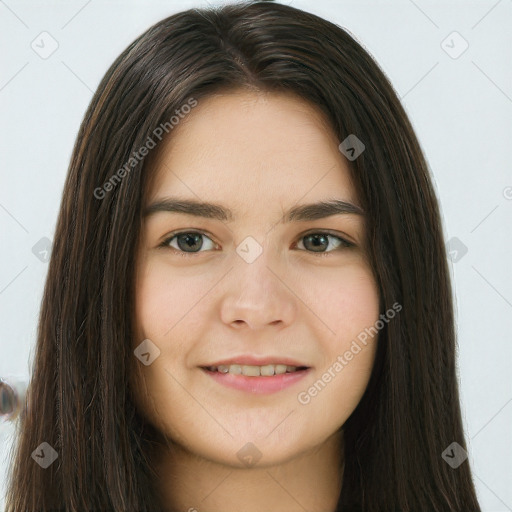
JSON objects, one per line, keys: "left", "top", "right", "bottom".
{"left": 201, "top": 355, "right": 310, "bottom": 368}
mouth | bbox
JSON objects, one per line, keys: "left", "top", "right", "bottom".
{"left": 201, "top": 364, "right": 310, "bottom": 377}
{"left": 199, "top": 364, "right": 312, "bottom": 394}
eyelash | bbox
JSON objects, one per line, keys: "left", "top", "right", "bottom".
{"left": 158, "top": 230, "right": 355, "bottom": 258}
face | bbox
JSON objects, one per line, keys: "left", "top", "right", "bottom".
{"left": 131, "top": 89, "right": 380, "bottom": 468}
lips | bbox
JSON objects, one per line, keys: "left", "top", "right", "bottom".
{"left": 204, "top": 364, "right": 306, "bottom": 377}
{"left": 201, "top": 365, "right": 311, "bottom": 394}
{"left": 198, "top": 355, "right": 311, "bottom": 392}
{"left": 201, "top": 355, "right": 310, "bottom": 368}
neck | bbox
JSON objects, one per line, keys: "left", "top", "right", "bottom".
{"left": 152, "top": 429, "right": 345, "bottom": 512}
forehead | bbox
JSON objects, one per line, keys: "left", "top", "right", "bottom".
{"left": 145, "top": 90, "right": 359, "bottom": 212}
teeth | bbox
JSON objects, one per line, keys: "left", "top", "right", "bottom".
{"left": 209, "top": 364, "right": 303, "bottom": 376}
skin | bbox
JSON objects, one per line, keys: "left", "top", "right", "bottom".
{"left": 131, "top": 89, "right": 380, "bottom": 512}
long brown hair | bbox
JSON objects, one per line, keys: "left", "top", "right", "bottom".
{"left": 4, "top": 1, "right": 481, "bottom": 510}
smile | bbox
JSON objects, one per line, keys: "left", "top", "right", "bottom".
{"left": 204, "top": 363, "right": 308, "bottom": 376}
{"left": 201, "top": 366, "right": 311, "bottom": 394}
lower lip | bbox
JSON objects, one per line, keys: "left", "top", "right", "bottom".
{"left": 201, "top": 368, "right": 311, "bottom": 394}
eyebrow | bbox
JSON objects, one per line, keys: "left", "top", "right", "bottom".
{"left": 143, "top": 197, "right": 365, "bottom": 223}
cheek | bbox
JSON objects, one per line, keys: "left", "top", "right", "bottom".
{"left": 306, "top": 261, "right": 380, "bottom": 338}
{"left": 134, "top": 260, "right": 212, "bottom": 341}
{"left": 299, "top": 262, "right": 380, "bottom": 407}
{"left": 339, "top": 271, "right": 379, "bottom": 336}
{"left": 135, "top": 273, "right": 168, "bottom": 340}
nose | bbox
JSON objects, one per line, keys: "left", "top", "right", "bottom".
{"left": 219, "top": 246, "right": 297, "bottom": 331}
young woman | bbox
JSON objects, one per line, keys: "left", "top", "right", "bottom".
{"left": 4, "top": 1, "right": 482, "bottom": 510}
